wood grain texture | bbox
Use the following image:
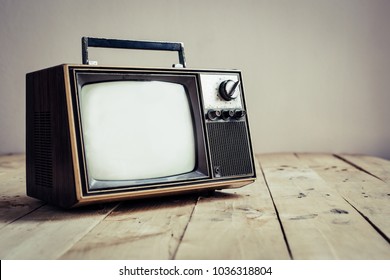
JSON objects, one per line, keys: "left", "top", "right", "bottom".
{"left": 60, "top": 196, "right": 197, "bottom": 259}
{"left": 174, "top": 160, "right": 290, "bottom": 259}
{"left": 258, "top": 153, "right": 390, "bottom": 259}
{"left": 338, "top": 154, "right": 390, "bottom": 183}
{"left": 0, "top": 154, "right": 44, "bottom": 229}
{"left": 0, "top": 153, "right": 389, "bottom": 259}
{"left": 298, "top": 153, "right": 390, "bottom": 239}
{"left": 0, "top": 203, "right": 118, "bottom": 259}
{"left": 26, "top": 65, "right": 78, "bottom": 208}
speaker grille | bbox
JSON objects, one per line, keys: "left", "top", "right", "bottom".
{"left": 33, "top": 112, "right": 53, "bottom": 188}
{"left": 207, "top": 121, "right": 253, "bottom": 177}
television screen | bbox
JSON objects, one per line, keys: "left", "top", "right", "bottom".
{"left": 79, "top": 80, "right": 196, "bottom": 187}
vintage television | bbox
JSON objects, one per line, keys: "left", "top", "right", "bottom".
{"left": 26, "top": 37, "right": 256, "bottom": 208}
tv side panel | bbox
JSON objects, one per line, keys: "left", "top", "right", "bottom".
{"left": 26, "top": 65, "right": 78, "bottom": 208}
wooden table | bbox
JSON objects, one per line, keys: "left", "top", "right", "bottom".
{"left": 0, "top": 153, "right": 389, "bottom": 260}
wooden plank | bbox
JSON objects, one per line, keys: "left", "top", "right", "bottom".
{"left": 174, "top": 159, "right": 290, "bottom": 259}
{"left": 0, "top": 154, "right": 44, "bottom": 229}
{"left": 60, "top": 196, "right": 197, "bottom": 259}
{"left": 298, "top": 153, "right": 390, "bottom": 240}
{"left": 338, "top": 154, "right": 390, "bottom": 184}
{"left": 0, "top": 203, "right": 118, "bottom": 259}
{"left": 258, "top": 153, "right": 390, "bottom": 259}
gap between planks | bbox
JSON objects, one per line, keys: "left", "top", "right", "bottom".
{"left": 1, "top": 153, "right": 389, "bottom": 259}
{"left": 61, "top": 159, "right": 290, "bottom": 260}
{"left": 258, "top": 153, "right": 390, "bottom": 259}
{"left": 298, "top": 153, "right": 390, "bottom": 241}
{"left": 173, "top": 159, "right": 290, "bottom": 260}
{"left": 60, "top": 195, "right": 199, "bottom": 259}
{"left": 337, "top": 154, "right": 390, "bottom": 184}
{"left": 0, "top": 202, "right": 120, "bottom": 259}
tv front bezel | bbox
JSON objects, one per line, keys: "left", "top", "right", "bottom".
{"left": 68, "top": 67, "right": 211, "bottom": 197}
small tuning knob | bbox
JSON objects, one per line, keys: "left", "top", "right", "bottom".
{"left": 207, "top": 109, "right": 221, "bottom": 120}
{"left": 221, "top": 109, "right": 235, "bottom": 119}
{"left": 234, "top": 109, "right": 246, "bottom": 119}
{"left": 219, "top": 80, "right": 240, "bottom": 101}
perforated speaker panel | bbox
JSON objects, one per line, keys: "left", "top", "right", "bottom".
{"left": 207, "top": 121, "right": 254, "bottom": 178}
{"left": 33, "top": 112, "right": 53, "bottom": 188}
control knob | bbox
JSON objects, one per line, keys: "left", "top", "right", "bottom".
{"left": 234, "top": 109, "right": 246, "bottom": 119}
{"left": 207, "top": 109, "right": 221, "bottom": 120}
{"left": 219, "top": 80, "right": 240, "bottom": 101}
{"left": 221, "top": 109, "right": 235, "bottom": 119}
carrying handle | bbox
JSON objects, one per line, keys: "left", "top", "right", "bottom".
{"left": 81, "top": 37, "right": 186, "bottom": 67}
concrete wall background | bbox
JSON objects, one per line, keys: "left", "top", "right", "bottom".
{"left": 1, "top": 0, "right": 390, "bottom": 158}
